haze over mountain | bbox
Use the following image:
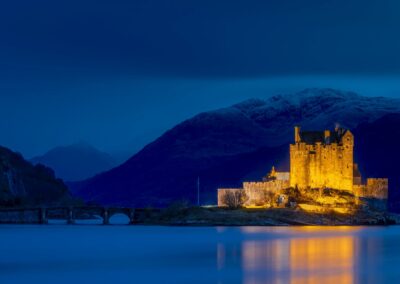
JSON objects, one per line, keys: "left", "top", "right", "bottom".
{"left": 31, "top": 143, "right": 118, "bottom": 182}
{"left": 70, "top": 89, "right": 400, "bottom": 208}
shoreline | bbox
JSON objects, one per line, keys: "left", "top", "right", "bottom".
{"left": 0, "top": 207, "right": 399, "bottom": 226}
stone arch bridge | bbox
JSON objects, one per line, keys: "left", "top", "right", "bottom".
{"left": 0, "top": 207, "right": 159, "bottom": 224}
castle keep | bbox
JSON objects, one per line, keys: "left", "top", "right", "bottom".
{"left": 290, "top": 126, "right": 354, "bottom": 191}
{"left": 218, "top": 126, "right": 388, "bottom": 209}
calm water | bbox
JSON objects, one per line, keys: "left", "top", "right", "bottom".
{"left": 1, "top": 217, "right": 400, "bottom": 283}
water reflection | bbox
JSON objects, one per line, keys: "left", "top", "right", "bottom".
{"left": 218, "top": 227, "right": 360, "bottom": 284}
{"left": 1, "top": 225, "right": 399, "bottom": 284}
{"left": 287, "top": 237, "right": 354, "bottom": 284}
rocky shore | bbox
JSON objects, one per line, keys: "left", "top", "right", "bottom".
{"left": 135, "top": 207, "right": 400, "bottom": 226}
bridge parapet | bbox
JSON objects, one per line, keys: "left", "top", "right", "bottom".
{"left": 0, "top": 206, "right": 141, "bottom": 225}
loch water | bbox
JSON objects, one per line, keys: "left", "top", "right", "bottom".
{"left": 1, "top": 217, "right": 399, "bottom": 284}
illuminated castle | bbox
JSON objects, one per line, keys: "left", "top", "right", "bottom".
{"left": 218, "top": 126, "right": 388, "bottom": 208}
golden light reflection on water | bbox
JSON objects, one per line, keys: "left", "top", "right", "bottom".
{"left": 288, "top": 237, "right": 354, "bottom": 284}
{"left": 218, "top": 227, "right": 360, "bottom": 284}
{"left": 240, "top": 226, "right": 361, "bottom": 234}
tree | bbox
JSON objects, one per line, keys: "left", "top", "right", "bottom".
{"left": 222, "top": 190, "right": 248, "bottom": 209}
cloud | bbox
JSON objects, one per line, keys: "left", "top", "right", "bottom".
{"left": 1, "top": 0, "right": 400, "bottom": 77}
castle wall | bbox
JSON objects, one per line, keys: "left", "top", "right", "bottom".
{"left": 217, "top": 179, "right": 290, "bottom": 207}
{"left": 275, "top": 172, "right": 290, "bottom": 181}
{"left": 243, "top": 180, "right": 289, "bottom": 206}
{"left": 353, "top": 176, "right": 362, "bottom": 185}
{"left": 366, "top": 178, "right": 388, "bottom": 199}
{"left": 367, "top": 178, "right": 388, "bottom": 194}
{"left": 354, "top": 179, "right": 388, "bottom": 211}
{"left": 290, "top": 143, "right": 309, "bottom": 189}
{"left": 353, "top": 179, "right": 388, "bottom": 199}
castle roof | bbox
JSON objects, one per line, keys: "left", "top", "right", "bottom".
{"left": 300, "top": 131, "right": 325, "bottom": 144}
{"left": 300, "top": 128, "right": 349, "bottom": 145}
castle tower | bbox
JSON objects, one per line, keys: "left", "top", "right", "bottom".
{"left": 294, "top": 126, "right": 301, "bottom": 143}
{"left": 289, "top": 126, "right": 354, "bottom": 192}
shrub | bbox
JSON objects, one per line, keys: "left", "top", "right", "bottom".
{"left": 222, "top": 190, "right": 248, "bottom": 209}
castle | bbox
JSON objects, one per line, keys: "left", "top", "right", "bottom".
{"left": 218, "top": 126, "right": 388, "bottom": 209}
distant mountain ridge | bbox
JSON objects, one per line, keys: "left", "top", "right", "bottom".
{"left": 31, "top": 142, "right": 117, "bottom": 182}
{"left": 70, "top": 88, "right": 400, "bottom": 208}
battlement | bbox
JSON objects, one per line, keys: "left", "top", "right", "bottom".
{"left": 367, "top": 178, "right": 389, "bottom": 184}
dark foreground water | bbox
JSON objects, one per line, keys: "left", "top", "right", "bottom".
{"left": 1, "top": 219, "right": 400, "bottom": 284}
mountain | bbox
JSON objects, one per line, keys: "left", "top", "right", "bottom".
{"left": 70, "top": 88, "right": 400, "bottom": 207}
{"left": 31, "top": 143, "right": 117, "bottom": 182}
{"left": 0, "top": 146, "right": 74, "bottom": 207}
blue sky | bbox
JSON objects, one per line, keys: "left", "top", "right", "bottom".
{"left": 1, "top": 0, "right": 400, "bottom": 157}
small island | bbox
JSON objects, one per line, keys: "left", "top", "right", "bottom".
{"left": 120, "top": 126, "right": 397, "bottom": 227}
{"left": 186, "top": 126, "right": 390, "bottom": 226}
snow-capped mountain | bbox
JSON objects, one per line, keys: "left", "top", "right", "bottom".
{"left": 231, "top": 88, "right": 400, "bottom": 146}
{"left": 70, "top": 88, "right": 400, "bottom": 207}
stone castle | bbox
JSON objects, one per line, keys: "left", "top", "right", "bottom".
{"left": 218, "top": 126, "right": 388, "bottom": 209}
